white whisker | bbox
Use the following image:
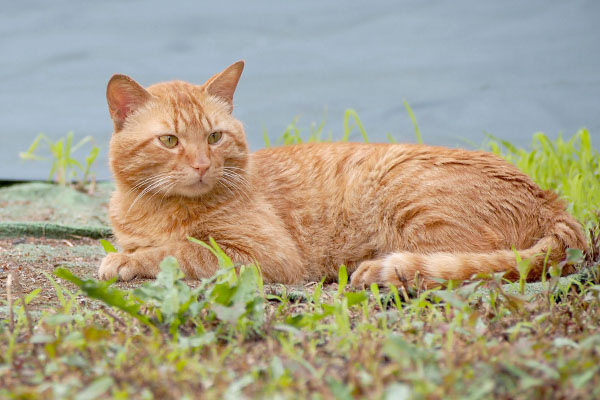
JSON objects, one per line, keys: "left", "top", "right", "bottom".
{"left": 158, "top": 181, "right": 178, "bottom": 208}
{"left": 219, "top": 171, "right": 251, "bottom": 202}
{"left": 216, "top": 180, "right": 236, "bottom": 198}
{"left": 126, "top": 173, "right": 173, "bottom": 196}
{"left": 126, "top": 175, "right": 176, "bottom": 216}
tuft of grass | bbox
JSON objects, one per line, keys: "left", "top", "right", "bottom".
{"left": 486, "top": 129, "right": 600, "bottom": 229}
{"left": 265, "top": 108, "right": 369, "bottom": 146}
{"left": 402, "top": 100, "right": 422, "bottom": 144}
{"left": 19, "top": 131, "right": 99, "bottom": 191}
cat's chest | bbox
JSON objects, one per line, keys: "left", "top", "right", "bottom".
{"left": 111, "top": 193, "right": 249, "bottom": 246}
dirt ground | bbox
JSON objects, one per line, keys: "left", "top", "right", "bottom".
{"left": 0, "top": 182, "right": 118, "bottom": 316}
{"left": 0, "top": 235, "right": 189, "bottom": 318}
{"left": 0, "top": 235, "right": 327, "bottom": 319}
{"left": 1, "top": 236, "right": 102, "bottom": 315}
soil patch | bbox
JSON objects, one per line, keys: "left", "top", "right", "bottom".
{"left": 0, "top": 236, "right": 106, "bottom": 316}
{"left": 0, "top": 235, "right": 326, "bottom": 319}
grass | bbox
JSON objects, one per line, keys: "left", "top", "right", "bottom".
{"left": 19, "top": 132, "right": 99, "bottom": 192}
{"left": 486, "top": 129, "right": 600, "bottom": 231}
{"left": 2, "top": 111, "right": 600, "bottom": 399}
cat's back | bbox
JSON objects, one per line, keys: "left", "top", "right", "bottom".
{"left": 249, "top": 141, "right": 551, "bottom": 228}
{"left": 252, "top": 141, "right": 388, "bottom": 178}
{"left": 251, "top": 142, "right": 390, "bottom": 197}
{"left": 250, "top": 141, "right": 533, "bottom": 190}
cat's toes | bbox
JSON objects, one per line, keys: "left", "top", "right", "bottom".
{"left": 98, "top": 253, "right": 142, "bottom": 281}
{"left": 350, "top": 259, "right": 385, "bottom": 288}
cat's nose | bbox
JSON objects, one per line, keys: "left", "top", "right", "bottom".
{"left": 191, "top": 163, "right": 210, "bottom": 177}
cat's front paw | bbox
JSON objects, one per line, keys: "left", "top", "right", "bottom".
{"left": 99, "top": 253, "right": 144, "bottom": 281}
{"left": 350, "top": 259, "right": 385, "bottom": 288}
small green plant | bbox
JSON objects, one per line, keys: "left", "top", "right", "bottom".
{"left": 486, "top": 129, "right": 600, "bottom": 229}
{"left": 19, "top": 131, "right": 99, "bottom": 190}
{"left": 402, "top": 100, "right": 422, "bottom": 144}
{"left": 57, "top": 238, "right": 265, "bottom": 339}
{"left": 264, "top": 103, "right": 423, "bottom": 148}
{"left": 268, "top": 111, "right": 332, "bottom": 146}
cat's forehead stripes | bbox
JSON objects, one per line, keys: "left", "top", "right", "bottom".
{"left": 169, "top": 89, "right": 204, "bottom": 132}
{"left": 200, "top": 114, "right": 214, "bottom": 133}
{"left": 149, "top": 81, "right": 211, "bottom": 134}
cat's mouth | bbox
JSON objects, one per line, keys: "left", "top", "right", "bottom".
{"left": 188, "top": 178, "right": 209, "bottom": 187}
{"left": 174, "top": 178, "right": 213, "bottom": 198}
{"left": 183, "top": 176, "right": 212, "bottom": 191}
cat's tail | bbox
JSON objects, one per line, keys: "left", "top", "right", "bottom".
{"left": 351, "top": 215, "right": 588, "bottom": 289}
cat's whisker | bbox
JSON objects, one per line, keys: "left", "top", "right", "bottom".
{"left": 223, "top": 165, "right": 246, "bottom": 172}
{"left": 145, "top": 176, "right": 176, "bottom": 200}
{"left": 219, "top": 173, "right": 251, "bottom": 202}
{"left": 216, "top": 180, "right": 236, "bottom": 199}
{"left": 222, "top": 165, "right": 249, "bottom": 178}
{"left": 130, "top": 172, "right": 171, "bottom": 188}
{"left": 158, "top": 181, "right": 178, "bottom": 208}
{"left": 223, "top": 169, "right": 250, "bottom": 185}
{"left": 126, "top": 176, "right": 175, "bottom": 216}
{"left": 223, "top": 167, "right": 251, "bottom": 184}
{"left": 136, "top": 173, "right": 173, "bottom": 186}
{"left": 223, "top": 175, "right": 251, "bottom": 199}
{"left": 148, "top": 175, "right": 181, "bottom": 203}
{"left": 222, "top": 170, "right": 246, "bottom": 182}
{"left": 126, "top": 173, "right": 173, "bottom": 196}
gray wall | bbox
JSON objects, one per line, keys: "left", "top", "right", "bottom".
{"left": 2, "top": 0, "right": 599, "bottom": 180}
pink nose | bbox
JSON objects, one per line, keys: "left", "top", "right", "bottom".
{"left": 192, "top": 163, "right": 210, "bottom": 177}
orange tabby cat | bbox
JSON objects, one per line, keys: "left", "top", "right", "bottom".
{"left": 99, "top": 61, "right": 587, "bottom": 288}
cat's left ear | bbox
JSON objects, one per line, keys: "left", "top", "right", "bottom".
{"left": 201, "top": 61, "right": 244, "bottom": 111}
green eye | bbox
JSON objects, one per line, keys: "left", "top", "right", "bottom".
{"left": 159, "top": 135, "right": 178, "bottom": 148}
{"left": 208, "top": 131, "right": 222, "bottom": 145}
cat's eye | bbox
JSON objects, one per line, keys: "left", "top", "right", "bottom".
{"left": 208, "top": 131, "right": 222, "bottom": 145}
{"left": 159, "top": 135, "right": 179, "bottom": 148}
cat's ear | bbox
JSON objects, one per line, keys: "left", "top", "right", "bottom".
{"left": 201, "top": 61, "right": 244, "bottom": 111}
{"left": 106, "top": 74, "right": 152, "bottom": 132}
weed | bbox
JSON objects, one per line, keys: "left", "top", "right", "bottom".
{"left": 57, "top": 242, "right": 265, "bottom": 340}
{"left": 19, "top": 131, "right": 99, "bottom": 191}
{"left": 486, "top": 129, "right": 600, "bottom": 229}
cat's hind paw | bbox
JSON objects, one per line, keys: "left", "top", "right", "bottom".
{"left": 98, "top": 253, "right": 144, "bottom": 281}
{"left": 350, "top": 259, "right": 386, "bottom": 288}
{"left": 351, "top": 253, "right": 442, "bottom": 290}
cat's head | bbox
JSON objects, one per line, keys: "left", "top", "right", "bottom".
{"left": 106, "top": 61, "right": 248, "bottom": 199}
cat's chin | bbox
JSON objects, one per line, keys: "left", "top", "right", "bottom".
{"left": 175, "top": 181, "right": 215, "bottom": 198}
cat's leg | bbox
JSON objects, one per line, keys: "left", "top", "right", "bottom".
{"left": 98, "top": 241, "right": 248, "bottom": 281}
{"left": 351, "top": 219, "right": 494, "bottom": 289}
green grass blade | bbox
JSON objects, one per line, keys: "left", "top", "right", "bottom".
{"left": 403, "top": 100, "right": 422, "bottom": 144}
{"left": 343, "top": 109, "right": 369, "bottom": 143}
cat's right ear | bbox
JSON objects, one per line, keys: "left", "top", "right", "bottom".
{"left": 106, "top": 74, "right": 152, "bottom": 132}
